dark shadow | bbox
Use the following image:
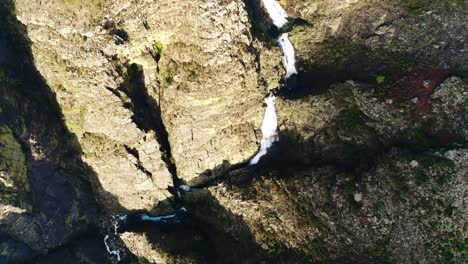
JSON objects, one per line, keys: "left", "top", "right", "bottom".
{"left": 0, "top": 1, "right": 135, "bottom": 263}
{"left": 116, "top": 62, "right": 179, "bottom": 185}
{"left": 276, "top": 38, "right": 419, "bottom": 100}
{"left": 0, "top": 233, "right": 35, "bottom": 263}
{"left": 116, "top": 190, "right": 308, "bottom": 263}
{"left": 34, "top": 228, "right": 112, "bottom": 264}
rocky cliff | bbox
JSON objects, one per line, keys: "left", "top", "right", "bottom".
{"left": 0, "top": 0, "right": 466, "bottom": 263}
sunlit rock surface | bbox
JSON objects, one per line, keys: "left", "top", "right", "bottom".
{"left": 0, "top": 0, "right": 466, "bottom": 263}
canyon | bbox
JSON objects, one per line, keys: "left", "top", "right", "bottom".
{"left": 0, "top": 0, "right": 466, "bottom": 263}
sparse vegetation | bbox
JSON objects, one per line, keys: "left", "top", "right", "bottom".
{"left": 151, "top": 40, "right": 164, "bottom": 62}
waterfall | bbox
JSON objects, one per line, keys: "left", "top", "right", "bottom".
{"left": 260, "top": 0, "right": 297, "bottom": 79}
{"left": 278, "top": 33, "right": 297, "bottom": 78}
{"left": 249, "top": 95, "right": 279, "bottom": 165}
{"left": 261, "top": 0, "right": 289, "bottom": 29}
{"left": 250, "top": 0, "right": 298, "bottom": 165}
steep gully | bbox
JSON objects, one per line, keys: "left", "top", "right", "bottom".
{"left": 104, "top": 1, "right": 298, "bottom": 261}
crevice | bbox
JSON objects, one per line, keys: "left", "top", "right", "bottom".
{"left": 117, "top": 62, "right": 180, "bottom": 187}
{"left": 104, "top": 86, "right": 123, "bottom": 99}
{"left": 124, "top": 145, "right": 153, "bottom": 180}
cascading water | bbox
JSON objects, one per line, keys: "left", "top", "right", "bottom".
{"left": 278, "top": 33, "right": 297, "bottom": 79}
{"left": 250, "top": 0, "right": 297, "bottom": 164}
{"left": 249, "top": 95, "right": 279, "bottom": 165}
{"left": 260, "top": 0, "right": 289, "bottom": 28}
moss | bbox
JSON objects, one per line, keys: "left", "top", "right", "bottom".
{"left": 383, "top": 159, "right": 410, "bottom": 195}
{"left": 335, "top": 107, "right": 366, "bottom": 133}
{"left": 398, "top": 0, "right": 429, "bottom": 15}
{"left": 450, "top": 0, "right": 467, "bottom": 8}
{"left": 396, "top": 118, "right": 438, "bottom": 151}
{"left": 414, "top": 170, "right": 429, "bottom": 185}
{"left": 138, "top": 256, "right": 152, "bottom": 264}
{"left": 125, "top": 63, "right": 144, "bottom": 81}
{"left": 0, "top": 125, "right": 30, "bottom": 208}
{"left": 325, "top": 103, "right": 382, "bottom": 170}
{"left": 438, "top": 241, "right": 468, "bottom": 263}
{"left": 365, "top": 250, "right": 393, "bottom": 264}
{"left": 376, "top": 75, "right": 385, "bottom": 84}
{"left": 341, "top": 177, "right": 361, "bottom": 212}
{"left": 151, "top": 40, "right": 164, "bottom": 61}
{"left": 65, "top": 215, "right": 73, "bottom": 227}
{"left": 64, "top": 120, "right": 81, "bottom": 136}
{"left": 81, "top": 132, "right": 127, "bottom": 158}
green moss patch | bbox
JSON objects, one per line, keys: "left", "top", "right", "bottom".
{"left": 151, "top": 40, "right": 163, "bottom": 62}
{"left": 0, "top": 125, "right": 30, "bottom": 208}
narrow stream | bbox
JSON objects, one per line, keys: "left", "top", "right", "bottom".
{"left": 104, "top": 235, "right": 121, "bottom": 262}
{"left": 249, "top": 0, "right": 297, "bottom": 164}
{"left": 103, "top": 1, "right": 298, "bottom": 262}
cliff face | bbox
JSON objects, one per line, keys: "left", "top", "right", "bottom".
{"left": 0, "top": 0, "right": 466, "bottom": 263}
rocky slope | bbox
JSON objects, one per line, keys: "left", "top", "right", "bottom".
{"left": 0, "top": 0, "right": 466, "bottom": 263}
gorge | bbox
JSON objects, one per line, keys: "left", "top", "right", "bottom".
{"left": 0, "top": 0, "right": 467, "bottom": 263}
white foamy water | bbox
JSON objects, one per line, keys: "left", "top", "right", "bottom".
{"left": 178, "top": 185, "right": 198, "bottom": 192}
{"left": 104, "top": 235, "right": 121, "bottom": 262}
{"left": 261, "top": 0, "right": 289, "bottom": 29}
{"left": 112, "top": 214, "right": 127, "bottom": 235}
{"left": 278, "top": 33, "right": 297, "bottom": 78}
{"left": 140, "top": 213, "right": 177, "bottom": 222}
{"left": 249, "top": 95, "right": 279, "bottom": 165}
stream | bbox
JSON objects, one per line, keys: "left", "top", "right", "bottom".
{"left": 103, "top": 0, "right": 297, "bottom": 261}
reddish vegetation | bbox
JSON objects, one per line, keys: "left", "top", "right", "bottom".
{"left": 385, "top": 68, "right": 459, "bottom": 147}
{"left": 386, "top": 68, "right": 449, "bottom": 118}
{"left": 353, "top": 254, "right": 370, "bottom": 264}
{"left": 431, "top": 128, "right": 457, "bottom": 146}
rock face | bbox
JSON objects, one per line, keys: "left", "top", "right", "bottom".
{"left": 0, "top": 1, "right": 98, "bottom": 261}
{"left": 12, "top": 0, "right": 173, "bottom": 213}
{"left": 150, "top": 1, "right": 265, "bottom": 183}
{"left": 0, "top": 0, "right": 466, "bottom": 263}
{"left": 285, "top": 0, "right": 468, "bottom": 93}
